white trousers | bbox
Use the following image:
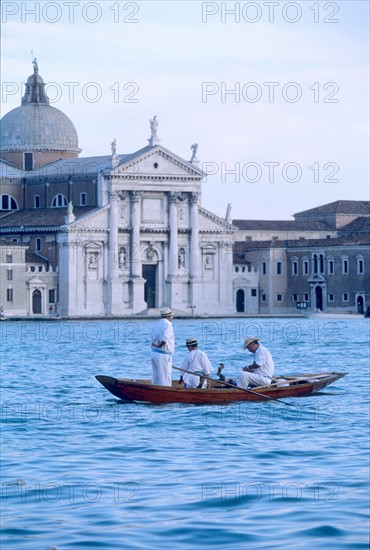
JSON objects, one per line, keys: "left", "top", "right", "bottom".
{"left": 237, "top": 371, "right": 271, "bottom": 388}
{"left": 151, "top": 353, "right": 172, "bottom": 386}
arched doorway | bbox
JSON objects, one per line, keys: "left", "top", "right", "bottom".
{"left": 357, "top": 295, "right": 364, "bottom": 314}
{"left": 236, "top": 289, "right": 245, "bottom": 312}
{"left": 143, "top": 265, "right": 157, "bottom": 308}
{"left": 32, "top": 289, "right": 42, "bottom": 314}
{"left": 315, "top": 286, "right": 323, "bottom": 311}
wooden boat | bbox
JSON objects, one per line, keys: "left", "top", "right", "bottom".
{"left": 95, "top": 371, "right": 347, "bottom": 405}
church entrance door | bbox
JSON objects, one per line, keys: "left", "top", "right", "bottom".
{"left": 32, "top": 289, "right": 42, "bottom": 314}
{"left": 143, "top": 265, "right": 157, "bottom": 308}
{"left": 236, "top": 289, "right": 245, "bottom": 312}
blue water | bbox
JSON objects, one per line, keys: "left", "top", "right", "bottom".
{"left": 1, "top": 317, "right": 369, "bottom": 549}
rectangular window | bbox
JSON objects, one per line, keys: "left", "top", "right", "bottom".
{"left": 276, "top": 262, "right": 282, "bottom": 275}
{"left": 303, "top": 293, "right": 309, "bottom": 302}
{"left": 328, "top": 293, "right": 335, "bottom": 302}
{"left": 36, "top": 238, "right": 41, "bottom": 252}
{"left": 261, "top": 294, "right": 266, "bottom": 302}
{"left": 49, "top": 289, "right": 56, "bottom": 304}
{"left": 292, "top": 261, "right": 298, "bottom": 276}
{"left": 357, "top": 259, "right": 364, "bottom": 274}
{"left": 262, "top": 262, "right": 267, "bottom": 275}
{"left": 6, "top": 254, "right": 13, "bottom": 263}
{"left": 276, "top": 293, "right": 283, "bottom": 302}
{"left": 292, "top": 293, "right": 298, "bottom": 302}
{"left": 303, "top": 260, "right": 309, "bottom": 275}
{"left": 251, "top": 288, "right": 257, "bottom": 297}
{"left": 328, "top": 259, "right": 334, "bottom": 275}
{"left": 343, "top": 292, "right": 349, "bottom": 302}
{"left": 6, "top": 288, "right": 13, "bottom": 302}
{"left": 342, "top": 259, "right": 348, "bottom": 274}
{"left": 24, "top": 152, "right": 34, "bottom": 171}
{"left": 34, "top": 195, "right": 40, "bottom": 208}
{"left": 6, "top": 269, "right": 13, "bottom": 281}
{"left": 80, "top": 192, "right": 87, "bottom": 206}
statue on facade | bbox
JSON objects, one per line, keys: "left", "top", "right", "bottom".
{"left": 190, "top": 143, "right": 198, "bottom": 163}
{"left": 32, "top": 58, "right": 39, "bottom": 74}
{"left": 111, "top": 138, "right": 117, "bottom": 156}
{"left": 150, "top": 116, "right": 159, "bottom": 138}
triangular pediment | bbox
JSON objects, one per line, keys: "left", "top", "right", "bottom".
{"left": 308, "top": 274, "right": 326, "bottom": 283}
{"left": 109, "top": 145, "right": 205, "bottom": 178}
{"left": 199, "top": 206, "right": 238, "bottom": 233}
{"left": 64, "top": 206, "right": 109, "bottom": 231}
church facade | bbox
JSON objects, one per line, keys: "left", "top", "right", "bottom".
{"left": 0, "top": 63, "right": 236, "bottom": 317}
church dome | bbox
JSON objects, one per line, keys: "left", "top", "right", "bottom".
{"left": 0, "top": 103, "right": 80, "bottom": 153}
{"left": 0, "top": 60, "right": 81, "bottom": 154}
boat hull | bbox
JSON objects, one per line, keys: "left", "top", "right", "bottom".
{"left": 95, "top": 372, "right": 347, "bottom": 405}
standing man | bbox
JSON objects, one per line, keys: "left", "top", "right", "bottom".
{"left": 237, "top": 336, "right": 274, "bottom": 389}
{"left": 181, "top": 337, "right": 214, "bottom": 388}
{"left": 151, "top": 307, "right": 175, "bottom": 386}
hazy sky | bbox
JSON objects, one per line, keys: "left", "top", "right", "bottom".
{"left": 1, "top": 1, "right": 369, "bottom": 220}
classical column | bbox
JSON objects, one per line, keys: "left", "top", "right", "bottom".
{"left": 189, "top": 192, "right": 200, "bottom": 278}
{"left": 130, "top": 191, "right": 142, "bottom": 278}
{"left": 129, "top": 191, "right": 146, "bottom": 312}
{"left": 108, "top": 192, "right": 119, "bottom": 280}
{"left": 168, "top": 192, "right": 178, "bottom": 278}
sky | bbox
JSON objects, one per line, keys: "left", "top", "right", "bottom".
{"left": 1, "top": 0, "right": 369, "bottom": 220}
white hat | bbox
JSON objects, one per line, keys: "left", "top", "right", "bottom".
{"left": 244, "top": 336, "right": 260, "bottom": 348}
{"left": 160, "top": 307, "right": 173, "bottom": 317}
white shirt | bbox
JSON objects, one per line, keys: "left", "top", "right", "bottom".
{"left": 181, "top": 349, "right": 213, "bottom": 387}
{"left": 254, "top": 345, "right": 274, "bottom": 378}
{"left": 151, "top": 318, "right": 175, "bottom": 354}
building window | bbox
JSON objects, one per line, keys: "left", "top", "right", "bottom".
{"left": 303, "top": 293, "right": 309, "bottom": 302}
{"left": 24, "top": 152, "right": 34, "bottom": 170}
{"left": 276, "top": 293, "right": 283, "bottom": 302}
{"left": 319, "top": 254, "right": 324, "bottom": 274}
{"left": 235, "top": 266, "right": 239, "bottom": 272}
{"left": 6, "top": 288, "right": 13, "bottom": 302}
{"left": 49, "top": 289, "right": 56, "bottom": 303}
{"left": 34, "top": 195, "right": 40, "bottom": 208}
{"left": 276, "top": 262, "right": 282, "bottom": 275}
{"left": 1, "top": 195, "right": 18, "bottom": 211}
{"left": 328, "top": 259, "right": 334, "bottom": 275}
{"left": 357, "top": 257, "right": 364, "bottom": 275}
{"left": 303, "top": 259, "right": 309, "bottom": 276}
{"left": 261, "top": 294, "right": 267, "bottom": 302}
{"left": 292, "top": 259, "right": 298, "bottom": 276}
{"left": 262, "top": 262, "right": 267, "bottom": 275}
{"left": 6, "top": 269, "right": 13, "bottom": 281}
{"left": 242, "top": 266, "right": 246, "bottom": 272}
{"left": 80, "top": 192, "right": 87, "bottom": 206}
{"left": 328, "top": 293, "right": 335, "bottom": 302}
{"left": 343, "top": 292, "right": 349, "bottom": 302}
{"left": 51, "top": 194, "right": 68, "bottom": 208}
{"left": 313, "top": 254, "right": 318, "bottom": 274}
{"left": 36, "top": 238, "right": 41, "bottom": 252}
{"left": 6, "top": 254, "right": 13, "bottom": 263}
{"left": 291, "top": 293, "right": 298, "bottom": 302}
{"left": 342, "top": 257, "right": 349, "bottom": 275}
{"left": 251, "top": 288, "right": 257, "bottom": 297}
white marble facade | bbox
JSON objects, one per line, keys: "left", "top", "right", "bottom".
{"left": 57, "top": 145, "right": 236, "bottom": 317}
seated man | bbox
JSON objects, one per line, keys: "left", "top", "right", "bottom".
{"left": 181, "top": 338, "right": 213, "bottom": 388}
{"left": 237, "top": 336, "right": 274, "bottom": 389}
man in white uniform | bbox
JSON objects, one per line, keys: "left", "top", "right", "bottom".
{"left": 181, "top": 338, "right": 214, "bottom": 388}
{"left": 150, "top": 307, "right": 175, "bottom": 386}
{"left": 237, "top": 336, "right": 274, "bottom": 389}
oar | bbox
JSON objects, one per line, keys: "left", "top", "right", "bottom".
{"left": 172, "top": 365, "right": 297, "bottom": 407}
